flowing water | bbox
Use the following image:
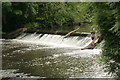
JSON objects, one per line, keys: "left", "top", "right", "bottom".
{"left": 1, "top": 33, "right": 112, "bottom": 79}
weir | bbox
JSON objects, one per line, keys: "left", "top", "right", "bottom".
{"left": 2, "top": 33, "right": 112, "bottom": 78}
{"left": 15, "top": 32, "right": 93, "bottom": 48}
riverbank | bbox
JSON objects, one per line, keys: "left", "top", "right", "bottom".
{"left": 2, "top": 27, "right": 91, "bottom": 39}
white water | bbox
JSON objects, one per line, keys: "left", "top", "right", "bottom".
{"left": 14, "top": 32, "right": 102, "bottom": 57}
{"left": 15, "top": 33, "right": 93, "bottom": 48}
{"left": 3, "top": 33, "right": 113, "bottom": 78}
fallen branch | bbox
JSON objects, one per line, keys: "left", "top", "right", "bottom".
{"left": 63, "top": 28, "right": 80, "bottom": 38}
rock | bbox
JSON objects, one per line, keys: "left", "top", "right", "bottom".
{"left": 81, "top": 32, "right": 103, "bottom": 50}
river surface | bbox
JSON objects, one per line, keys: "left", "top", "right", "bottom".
{"left": 1, "top": 39, "right": 111, "bottom": 78}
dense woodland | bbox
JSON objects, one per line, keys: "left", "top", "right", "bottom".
{"left": 2, "top": 2, "right": 120, "bottom": 78}
{"left": 2, "top": 2, "right": 93, "bottom": 33}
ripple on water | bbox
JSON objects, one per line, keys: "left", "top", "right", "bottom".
{"left": 2, "top": 39, "right": 112, "bottom": 78}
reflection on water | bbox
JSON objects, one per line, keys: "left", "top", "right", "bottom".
{"left": 2, "top": 39, "right": 111, "bottom": 78}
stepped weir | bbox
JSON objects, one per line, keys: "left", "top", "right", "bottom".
{"left": 2, "top": 32, "right": 112, "bottom": 79}
{"left": 15, "top": 32, "right": 93, "bottom": 48}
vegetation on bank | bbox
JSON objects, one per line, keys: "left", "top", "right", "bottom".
{"left": 94, "top": 2, "right": 120, "bottom": 78}
{"left": 2, "top": 2, "right": 92, "bottom": 33}
{"left": 2, "top": 2, "right": 120, "bottom": 78}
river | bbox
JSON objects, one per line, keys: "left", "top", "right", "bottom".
{"left": 1, "top": 33, "right": 112, "bottom": 79}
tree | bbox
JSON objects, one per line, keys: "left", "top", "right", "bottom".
{"left": 2, "top": 2, "right": 93, "bottom": 33}
{"left": 2, "top": 2, "right": 38, "bottom": 33}
{"left": 94, "top": 2, "right": 120, "bottom": 77}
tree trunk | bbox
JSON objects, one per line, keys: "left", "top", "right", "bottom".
{"left": 63, "top": 28, "right": 80, "bottom": 38}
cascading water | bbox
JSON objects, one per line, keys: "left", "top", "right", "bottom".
{"left": 2, "top": 32, "right": 112, "bottom": 79}
{"left": 14, "top": 32, "right": 102, "bottom": 59}
{"left": 15, "top": 32, "right": 93, "bottom": 48}
{"left": 15, "top": 32, "right": 101, "bottom": 56}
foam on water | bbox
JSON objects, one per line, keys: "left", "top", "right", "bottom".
{"left": 14, "top": 33, "right": 93, "bottom": 48}
{"left": 13, "top": 33, "right": 102, "bottom": 58}
{"left": 2, "top": 35, "right": 112, "bottom": 78}
{"left": 12, "top": 32, "right": 103, "bottom": 58}
{"left": 62, "top": 49, "right": 101, "bottom": 57}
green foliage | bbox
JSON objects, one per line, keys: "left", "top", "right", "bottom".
{"left": 24, "top": 22, "right": 39, "bottom": 28}
{"left": 2, "top": 2, "right": 120, "bottom": 78}
{"left": 94, "top": 2, "right": 120, "bottom": 78}
{"left": 2, "top": 2, "right": 93, "bottom": 33}
{"left": 2, "top": 2, "right": 38, "bottom": 33}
